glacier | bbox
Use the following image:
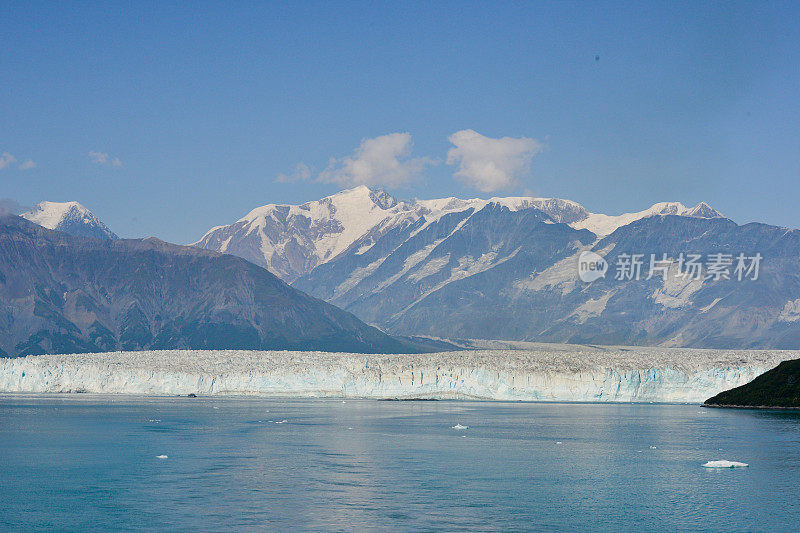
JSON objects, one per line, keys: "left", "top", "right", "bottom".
{"left": 0, "top": 345, "right": 795, "bottom": 402}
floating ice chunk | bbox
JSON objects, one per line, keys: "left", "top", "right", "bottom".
{"left": 451, "top": 424, "right": 469, "bottom": 430}
{"left": 702, "top": 460, "right": 748, "bottom": 468}
{"left": 156, "top": 455, "right": 168, "bottom": 459}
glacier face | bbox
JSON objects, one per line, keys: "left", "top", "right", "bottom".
{"left": 0, "top": 345, "right": 794, "bottom": 403}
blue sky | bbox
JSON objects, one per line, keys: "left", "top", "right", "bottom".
{"left": 2, "top": 1, "right": 799, "bottom": 243}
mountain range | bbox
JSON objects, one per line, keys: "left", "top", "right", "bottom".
{"left": 193, "top": 186, "right": 723, "bottom": 281}
{"left": 193, "top": 186, "right": 800, "bottom": 349}
{"left": 0, "top": 215, "right": 409, "bottom": 357}
{"left": 18, "top": 188, "right": 800, "bottom": 350}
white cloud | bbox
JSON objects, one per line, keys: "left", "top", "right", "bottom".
{"left": 318, "top": 133, "right": 431, "bottom": 188}
{"left": 89, "top": 151, "right": 122, "bottom": 167}
{"left": 0, "top": 152, "right": 17, "bottom": 170}
{"left": 0, "top": 152, "right": 34, "bottom": 171}
{"left": 275, "top": 162, "right": 312, "bottom": 183}
{"left": 0, "top": 198, "right": 25, "bottom": 215}
{"left": 446, "top": 129, "right": 543, "bottom": 192}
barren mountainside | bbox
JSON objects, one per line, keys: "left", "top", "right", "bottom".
{"left": 0, "top": 216, "right": 409, "bottom": 356}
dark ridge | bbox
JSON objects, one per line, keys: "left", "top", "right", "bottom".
{"left": 704, "top": 359, "right": 800, "bottom": 409}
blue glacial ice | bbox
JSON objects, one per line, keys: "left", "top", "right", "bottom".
{"left": 0, "top": 345, "right": 794, "bottom": 403}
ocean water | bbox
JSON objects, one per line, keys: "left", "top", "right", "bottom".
{"left": 1, "top": 396, "right": 799, "bottom": 531}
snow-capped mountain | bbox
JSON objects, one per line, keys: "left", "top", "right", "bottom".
{"left": 194, "top": 185, "right": 722, "bottom": 281}
{"left": 194, "top": 186, "right": 800, "bottom": 349}
{"left": 21, "top": 201, "right": 118, "bottom": 240}
{"left": 570, "top": 200, "right": 722, "bottom": 235}
{"left": 193, "top": 186, "right": 421, "bottom": 281}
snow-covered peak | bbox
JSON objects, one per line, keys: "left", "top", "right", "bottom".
{"left": 649, "top": 201, "right": 689, "bottom": 215}
{"left": 412, "top": 196, "right": 720, "bottom": 235}
{"left": 193, "top": 186, "right": 420, "bottom": 280}
{"left": 491, "top": 197, "right": 589, "bottom": 224}
{"left": 572, "top": 201, "right": 723, "bottom": 235}
{"left": 238, "top": 186, "right": 401, "bottom": 224}
{"left": 21, "top": 201, "right": 118, "bottom": 240}
{"left": 21, "top": 201, "right": 84, "bottom": 229}
{"left": 415, "top": 196, "right": 588, "bottom": 225}
{"left": 194, "top": 186, "right": 725, "bottom": 281}
{"left": 685, "top": 201, "right": 724, "bottom": 219}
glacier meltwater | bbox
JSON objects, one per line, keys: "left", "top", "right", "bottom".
{"left": 0, "top": 345, "right": 795, "bottom": 402}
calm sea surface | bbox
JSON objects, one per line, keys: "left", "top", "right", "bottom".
{"left": 1, "top": 395, "right": 799, "bottom": 531}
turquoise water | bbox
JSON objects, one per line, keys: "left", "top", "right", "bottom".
{"left": 1, "top": 396, "right": 799, "bottom": 531}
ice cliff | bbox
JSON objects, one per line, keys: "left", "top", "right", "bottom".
{"left": 0, "top": 345, "right": 795, "bottom": 403}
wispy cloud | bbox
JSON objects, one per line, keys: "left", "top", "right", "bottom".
{"left": 318, "top": 133, "right": 432, "bottom": 188}
{"left": 0, "top": 152, "right": 36, "bottom": 171}
{"left": 275, "top": 162, "right": 312, "bottom": 183}
{"left": 0, "top": 198, "right": 26, "bottom": 216}
{"left": 89, "top": 151, "right": 122, "bottom": 167}
{"left": 446, "top": 130, "right": 543, "bottom": 192}
{"left": 0, "top": 152, "right": 17, "bottom": 170}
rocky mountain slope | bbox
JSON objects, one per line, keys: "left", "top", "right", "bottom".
{"left": 303, "top": 208, "right": 800, "bottom": 348}
{"left": 21, "top": 201, "right": 118, "bottom": 240}
{"left": 0, "top": 216, "right": 410, "bottom": 357}
{"left": 349, "top": 212, "right": 800, "bottom": 348}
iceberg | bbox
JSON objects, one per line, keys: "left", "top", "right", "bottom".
{"left": 702, "top": 460, "right": 749, "bottom": 468}
{"left": 0, "top": 345, "right": 794, "bottom": 403}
